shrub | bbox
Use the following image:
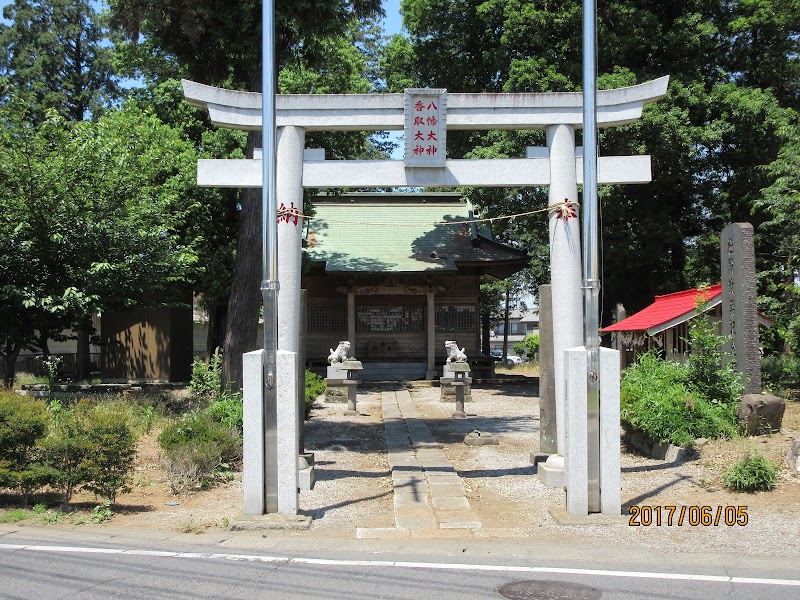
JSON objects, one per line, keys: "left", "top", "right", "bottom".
{"left": 40, "top": 403, "right": 92, "bottom": 503}
{"left": 305, "top": 370, "right": 326, "bottom": 419}
{"left": 189, "top": 348, "right": 223, "bottom": 399}
{"left": 723, "top": 451, "right": 780, "bottom": 492}
{"left": 81, "top": 406, "right": 137, "bottom": 503}
{"left": 0, "top": 392, "right": 54, "bottom": 504}
{"left": 514, "top": 334, "right": 540, "bottom": 361}
{"left": 39, "top": 356, "right": 64, "bottom": 401}
{"left": 683, "top": 312, "right": 744, "bottom": 404}
{"left": 158, "top": 412, "right": 241, "bottom": 493}
{"left": 204, "top": 390, "right": 243, "bottom": 431}
{"left": 162, "top": 442, "right": 223, "bottom": 494}
{"left": 40, "top": 400, "right": 137, "bottom": 505}
{"left": 762, "top": 353, "right": 800, "bottom": 395}
{"left": 621, "top": 352, "right": 738, "bottom": 447}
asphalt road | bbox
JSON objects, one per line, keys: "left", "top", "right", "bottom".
{"left": 0, "top": 527, "right": 798, "bottom": 600}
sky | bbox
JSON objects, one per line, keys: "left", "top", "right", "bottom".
{"left": 383, "top": 0, "right": 404, "bottom": 36}
{"left": 2, "top": 1, "right": 405, "bottom": 34}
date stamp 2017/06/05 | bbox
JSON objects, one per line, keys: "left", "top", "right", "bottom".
{"left": 629, "top": 505, "right": 748, "bottom": 526}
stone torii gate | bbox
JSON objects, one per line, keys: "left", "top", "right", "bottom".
{"left": 183, "top": 76, "right": 669, "bottom": 518}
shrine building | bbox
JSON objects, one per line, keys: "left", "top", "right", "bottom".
{"left": 302, "top": 193, "right": 529, "bottom": 380}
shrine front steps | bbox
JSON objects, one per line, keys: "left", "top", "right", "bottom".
{"left": 358, "top": 361, "right": 428, "bottom": 381}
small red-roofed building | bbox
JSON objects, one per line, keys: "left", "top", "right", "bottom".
{"left": 601, "top": 284, "right": 772, "bottom": 368}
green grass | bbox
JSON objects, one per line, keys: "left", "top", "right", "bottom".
{"left": 0, "top": 509, "right": 30, "bottom": 523}
{"left": 13, "top": 372, "right": 47, "bottom": 387}
{"left": 723, "top": 451, "right": 780, "bottom": 492}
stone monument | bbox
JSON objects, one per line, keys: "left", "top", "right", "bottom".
{"left": 720, "top": 223, "right": 761, "bottom": 394}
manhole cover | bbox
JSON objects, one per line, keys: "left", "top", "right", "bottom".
{"left": 497, "top": 580, "right": 602, "bottom": 600}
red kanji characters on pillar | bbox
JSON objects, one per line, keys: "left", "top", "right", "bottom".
{"left": 278, "top": 202, "right": 301, "bottom": 226}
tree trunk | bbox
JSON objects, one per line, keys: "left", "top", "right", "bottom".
{"left": 502, "top": 287, "right": 510, "bottom": 359}
{"left": 206, "top": 301, "right": 228, "bottom": 359}
{"left": 76, "top": 318, "right": 91, "bottom": 382}
{"left": 2, "top": 344, "right": 21, "bottom": 389}
{"left": 481, "top": 310, "right": 490, "bottom": 356}
{"left": 221, "top": 130, "right": 263, "bottom": 391}
{"left": 38, "top": 333, "right": 51, "bottom": 358}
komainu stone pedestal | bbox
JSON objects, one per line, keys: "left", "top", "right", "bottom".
{"left": 441, "top": 362, "right": 471, "bottom": 417}
{"left": 326, "top": 360, "right": 363, "bottom": 415}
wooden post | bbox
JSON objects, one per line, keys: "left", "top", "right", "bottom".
{"left": 426, "top": 286, "right": 436, "bottom": 379}
{"left": 347, "top": 287, "right": 356, "bottom": 357}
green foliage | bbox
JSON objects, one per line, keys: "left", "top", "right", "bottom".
{"left": 38, "top": 508, "right": 64, "bottom": 524}
{"left": 157, "top": 412, "right": 239, "bottom": 459}
{"left": 40, "top": 400, "right": 137, "bottom": 504}
{"left": 40, "top": 356, "right": 63, "bottom": 401}
{"left": 134, "top": 405, "right": 158, "bottom": 435}
{"left": 0, "top": 392, "right": 53, "bottom": 503}
{"left": 514, "top": 334, "right": 540, "bottom": 361}
{"left": 621, "top": 352, "right": 738, "bottom": 447}
{"left": 621, "top": 301, "right": 747, "bottom": 447}
{"left": 384, "top": 0, "right": 799, "bottom": 337}
{"left": 758, "top": 121, "right": 800, "bottom": 358}
{"left": 723, "top": 451, "right": 780, "bottom": 492}
{"left": 0, "top": 509, "right": 29, "bottom": 523}
{"left": 80, "top": 406, "right": 137, "bottom": 503}
{"left": 0, "top": 94, "right": 201, "bottom": 385}
{"left": 13, "top": 372, "right": 46, "bottom": 388}
{"left": 683, "top": 311, "right": 744, "bottom": 405}
{"left": 108, "top": 0, "right": 384, "bottom": 87}
{"left": 158, "top": 412, "right": 241, "bottom": 493}
{"left": 188, "top": 347, "right": 243, "bottom": 430}
{"left": 761, "top": 354, "right": 800, "bottom": 394}
{"left": 189, "top": 348, "right": 223, "bottom": 399}
{"left": 204, "top": 391, "right": 244, "bottom": 431}
{"left": 305, "top": 370, "right": 326, "bottom": 420}
{"left": 0, "top": 0, "right": 119, "bottom": 122}
{"left": 91, "top": 501, "right": 113, "bottom": 524}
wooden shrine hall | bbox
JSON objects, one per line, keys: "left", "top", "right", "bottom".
{"left": 303, "top": 193, "right": 529, "bottom": 380}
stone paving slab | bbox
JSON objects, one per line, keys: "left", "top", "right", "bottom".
{"left": 381, "top": 389, "right": 483, "bottom": 532}
{"left": 430, "top": 496, "right": 471, "bottom": 511}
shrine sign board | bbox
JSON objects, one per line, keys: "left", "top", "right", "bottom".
{"left": 404, "top": 89, "right": 446, "bottom": 167}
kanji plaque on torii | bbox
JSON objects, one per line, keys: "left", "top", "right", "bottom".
{"left": 404, "top": 88, "right": 446, "bottom": 167}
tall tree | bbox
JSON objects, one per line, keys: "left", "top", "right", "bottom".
{"left": 127, "top": 78, "right": 246, "bottom": 358}
{"left": 0, "top": 0, "right": 118, "bottom": 122}
{"left": 0, "top": 91, "right": 201, "bottom": 386}
{"left": 108, "top": 0, "right": 384, "bottom": 389}
{"left": 382, "top": 0, "right": 799, "bottom": 344}
{"left": 1, "top": 0, "right": 120, "bottom": 378}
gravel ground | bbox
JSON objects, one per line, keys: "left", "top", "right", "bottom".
{"left": 413, "top": 382, "right": 800, "bottom": 556}
{"left": 301, "top": 390, "right": 394, "bottom": 532}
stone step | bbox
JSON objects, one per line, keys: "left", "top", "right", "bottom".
{"left": 360, "top": 362, "right": 427, "bottom": 381}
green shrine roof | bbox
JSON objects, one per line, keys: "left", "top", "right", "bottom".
{"left": 306, "top": 194, "right": 529, "bottom": 277}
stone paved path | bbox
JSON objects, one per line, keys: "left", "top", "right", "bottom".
{"left": 378, "top": 389, "right": 481, "bottom": 533}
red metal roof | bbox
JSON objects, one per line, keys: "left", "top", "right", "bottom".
{"left": 601, "top": 284, "right": 722, "bottom": 333}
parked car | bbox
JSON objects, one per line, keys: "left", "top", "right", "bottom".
{"left": 490, "top": 350, "right": 524, "bottom": 366}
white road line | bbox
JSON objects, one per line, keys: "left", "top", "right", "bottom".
{"left": 0, "top": 543, "right": 798, "bottom": 587}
